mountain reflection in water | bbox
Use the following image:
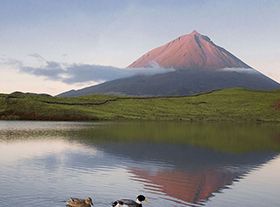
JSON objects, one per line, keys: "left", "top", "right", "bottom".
{"left": 96, "top": 142, "right": 277, "bottom": 205}
{"left": 0, "top": 121, "right": 280, "bottom": 207}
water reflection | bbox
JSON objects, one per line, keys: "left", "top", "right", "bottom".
{"left": 0, "top": 121, "right": 280, "bottom": 207}
{"left": 95, "top": 143, "right": 277, "bottom": 206}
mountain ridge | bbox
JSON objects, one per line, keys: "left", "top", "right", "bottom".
{"left": 59, "top": 31, "right": 280, "bottom": 97}
{"left": 58, "top": 69, "right": 280, "bottom": 97}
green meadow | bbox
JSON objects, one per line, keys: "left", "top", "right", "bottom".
{"left": 0, "top": 88, "right": 280, "bottom": 122}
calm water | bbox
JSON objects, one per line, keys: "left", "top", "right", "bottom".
{"left": 0, "top": 121, "right": 280, "bottom": 207}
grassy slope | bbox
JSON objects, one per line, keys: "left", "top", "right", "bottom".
{"left": 0, "top": 88, "right": 280, "bottom": 121}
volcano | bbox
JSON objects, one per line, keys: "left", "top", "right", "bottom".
{"left": 129, "top": 30, "right": 250, "bottom": 69}
{"left": 59, "top": 31, "right": 280, "bottom": 97}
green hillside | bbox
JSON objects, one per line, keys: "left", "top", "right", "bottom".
{"left": 0, "top": 88, "right": 280, "bottom": 122}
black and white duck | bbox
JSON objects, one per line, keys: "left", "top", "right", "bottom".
{"left": 112, "top": 195, "right": 147, "bottom": 207}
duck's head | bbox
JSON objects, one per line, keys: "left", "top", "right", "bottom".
{"left": 85, "top": 197, "right": 94, "bottom": 206}
{"left": 136, "top": 195, "right": 146, "bottom": 204}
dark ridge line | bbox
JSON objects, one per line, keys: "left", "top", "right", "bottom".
{"left": 41, "top": 98, "right": 118, "bottom": 106}
{"left": 3, "top": 88, "right": 271, "bottom": 108}
{"left": 3, "top": 90, "right": 214, "bottom": 107}
{"left": 38, "top": 88, "right": 229, "bottom": 106}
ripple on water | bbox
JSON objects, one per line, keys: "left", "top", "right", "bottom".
{"left": 1, "top": 121, "right": 280, "bottom": 207}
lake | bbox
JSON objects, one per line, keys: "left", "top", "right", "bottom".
{"left": 0, "top": 121, "right": 280, "bottom": 207}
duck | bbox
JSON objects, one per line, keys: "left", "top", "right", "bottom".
{"left": 112, "top": 195, "right": 146, "bottom": 207}
{"left": 66, "top": 197, "right": 94, "bottom": 207}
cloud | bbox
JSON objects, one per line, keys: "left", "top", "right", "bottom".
{"left": 0, "top": 57, "right": 22, "bottom": 67}
{"left": 21, "top": 61, "right": 65, "bottom": 81}
{"left": 1, "top": 55, "right": 174, "bottom": 84}
{"left": 220, "top": 67, "right": 258, "bottom": 74}
{"left": 28, "top": 53, "right": 48, "bottom": 62}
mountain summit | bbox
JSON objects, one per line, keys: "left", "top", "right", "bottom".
{"left": 129, "top": 30, "right": 250, "bottom": 69}
{"left": 59, "top": 31, "right": 280, "bottom": 97}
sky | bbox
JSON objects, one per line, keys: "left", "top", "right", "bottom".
{"left": 0, "top": 0, "right": 280, "bottom": 95}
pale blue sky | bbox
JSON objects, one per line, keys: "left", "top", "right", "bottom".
{"left": 0, "top": 0, "right": 279, "bottom": 94}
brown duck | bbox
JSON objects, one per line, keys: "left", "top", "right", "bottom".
{"left": 66, "top": 197, "right": 93, "bottom": 207}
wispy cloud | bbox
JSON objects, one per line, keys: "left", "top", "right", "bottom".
{"left": 220, "top": 67, "right": 258, "bottom": 74}
{"left": 0, "top": 56, "right": 22, "bottom": 67}
{"left": 28, "top": 53, "right": 48, "bottom": 62}
{"left": 1, "top": 54, "right": 174, "bottom": 84}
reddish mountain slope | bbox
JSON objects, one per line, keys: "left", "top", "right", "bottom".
{"left": 129, "top": 31, "right": 250, "bottom": 69}
{"left": 130, "top": 168, "right": 238, "bottom": 204}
